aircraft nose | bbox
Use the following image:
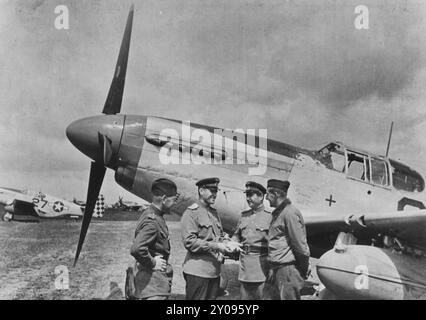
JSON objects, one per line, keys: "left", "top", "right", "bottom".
{"left": 66, "top": 115, "right": 125, "bottom": 165}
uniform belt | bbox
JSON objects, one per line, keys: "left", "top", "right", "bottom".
{"left": 242, "top": 244, "right": 268, "bottom": 255}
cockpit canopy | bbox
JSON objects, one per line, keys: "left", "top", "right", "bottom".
{"left": 389, "top": 159, "right": 424, "bottom": 192}
{"left": 317, "top": 142, "right": 424, "bottom": 192}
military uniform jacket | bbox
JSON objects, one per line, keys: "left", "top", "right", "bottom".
{"left": 181, "top": 201, "right": 224, "bottom": 278}
{"left": 130, "top": 204, "right": 173, "bottom": 298}
{"left": 232, "top": 204, "right": 271, "bottom": 282}
{"left": 268, "top": 199, "right": 310, "bottom": 275}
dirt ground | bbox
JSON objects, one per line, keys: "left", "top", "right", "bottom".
{"left": 0, "top": 215, "right": 318, "bottom": 300}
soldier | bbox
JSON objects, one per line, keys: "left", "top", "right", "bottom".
{"left": 127, "top": 178, "right": 179, "bottom": 300}
{"left": 232, "top": 181, "right": 271, "bottom": 300}
{"left": 181, "top": 177, "right": 239, "bottom": 300}
{"left": 263, "top": 179, "right": 310, "bottom": 300}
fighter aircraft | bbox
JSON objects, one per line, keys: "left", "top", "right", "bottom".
{"left": 0, "top": 187, "right": 83, "bottom": 221}
{"left": 66, "top": 6, "right": 426, "bottom": 299}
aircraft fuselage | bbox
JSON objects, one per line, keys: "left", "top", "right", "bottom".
{"left": 68, "top": 114, "right": 426, "bottom": 238}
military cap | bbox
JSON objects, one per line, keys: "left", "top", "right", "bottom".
{"left": 267, "top": 179, "right": 290, "bottom": 192}
{"left": 244, "top": 181, "right": 266, "bottom": 194}
{"left": 151, "top": 178, "right": 177, "bottom": 197}
{"left": 196, "top": 177, "right": 220, "bottom": 189}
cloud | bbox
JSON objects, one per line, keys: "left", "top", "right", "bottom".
{"left": 2, "top": 0, "right": 426, "bottom": 199}
{"left": 178, "top": 0, "right": 425, "bottom": 108}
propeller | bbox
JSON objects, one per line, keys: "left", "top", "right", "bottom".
{"left": 74, "top": 162, "right": 106, "bottom": 266}
{"left": 73, "top": 5, "right": 134, "bottom": 266}
{"left": 103, "top": 5, "right": 134, "bottom": 115}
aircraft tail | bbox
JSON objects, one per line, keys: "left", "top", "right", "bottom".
{"left": 93, "top": 194, "right": 106, "bottom": 218}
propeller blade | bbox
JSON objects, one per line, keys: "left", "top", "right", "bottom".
{"left": 102, "top": 5, "right": 134, "bottom": 115}
{"left": 74, "top": 161, "right": 106, "bottom": 266}
{"left": 98, "top": 132, "right": 113, "bottom": 166}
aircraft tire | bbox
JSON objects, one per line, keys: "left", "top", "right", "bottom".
{"left": 2, "top": 212, "right": 13, "bottom": 222}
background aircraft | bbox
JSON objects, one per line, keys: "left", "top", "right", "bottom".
{"left": 111, "top": 196, "right": 145, "bottom": 211}
{"left": 0, "top": 187, "right": 83, "bottom": 221}
{"left": 72, "top": 195, "right": 107, "bottom": 218}
{"left": 66, "top": 6, "right": 426, "bottom": 299}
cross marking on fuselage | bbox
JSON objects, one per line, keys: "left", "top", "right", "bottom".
{"left": 325, "top": 195, "right": 336, "bottom": 207}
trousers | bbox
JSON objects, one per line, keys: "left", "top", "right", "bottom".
{"left": 184, "top": 273, "right": 220, "bottom": 300}
{"left": 263, "top": 264, "right": 304, "bottom": 300}
{"left": 240, "top": 281, "right": 265, "bottom": 300}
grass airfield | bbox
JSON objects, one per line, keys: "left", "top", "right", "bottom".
{"left": 0, "top": 209, "right": 317, "bottom": 300}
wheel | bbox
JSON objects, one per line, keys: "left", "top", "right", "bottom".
{"left": 2, "top": 212, "right": 13, "bottom": 222}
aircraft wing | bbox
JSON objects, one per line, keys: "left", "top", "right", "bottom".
{"left": 305, "top": 212, "right": 350, "bottom": 235}
{"left": 305, "top": 209, "right": 426, "bottom": 252}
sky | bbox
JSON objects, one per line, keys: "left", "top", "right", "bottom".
{"left": 1, "top": 0, "right": 426, "bottom": 203}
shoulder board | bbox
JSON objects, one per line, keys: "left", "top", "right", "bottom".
{"left": 241, "top": 208, "right": 252, "bottom": 215}
{"left": 141, "top": 212, "right": 156, "bottom": 220}
{"left": 141, "top": 208, "right": 157, "bottom": 220}
{"left": 147, "top": 212, "right": 157, "bottom": 219}
{"left": 283, "top": 203, "right": 295, "bottom": 211}
{"left": 187, "top": 203, "right": 199, "bottom": 210}
{"left": 135, "top": 211, "right": 156, "bottom": 231}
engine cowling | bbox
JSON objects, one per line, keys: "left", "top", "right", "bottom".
{"left": 3, "top": 200, "right": 38, "bottom": 218}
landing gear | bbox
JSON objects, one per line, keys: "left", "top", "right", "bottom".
{"left": 334, "top": 231, "right": 358, "bottom": 249}
{"left": 2, "top": 212, "right": 13, "bottom": 222}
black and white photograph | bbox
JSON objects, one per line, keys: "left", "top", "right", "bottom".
{"left": 1, "top": 0, "right": 426, "bottom": 302}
